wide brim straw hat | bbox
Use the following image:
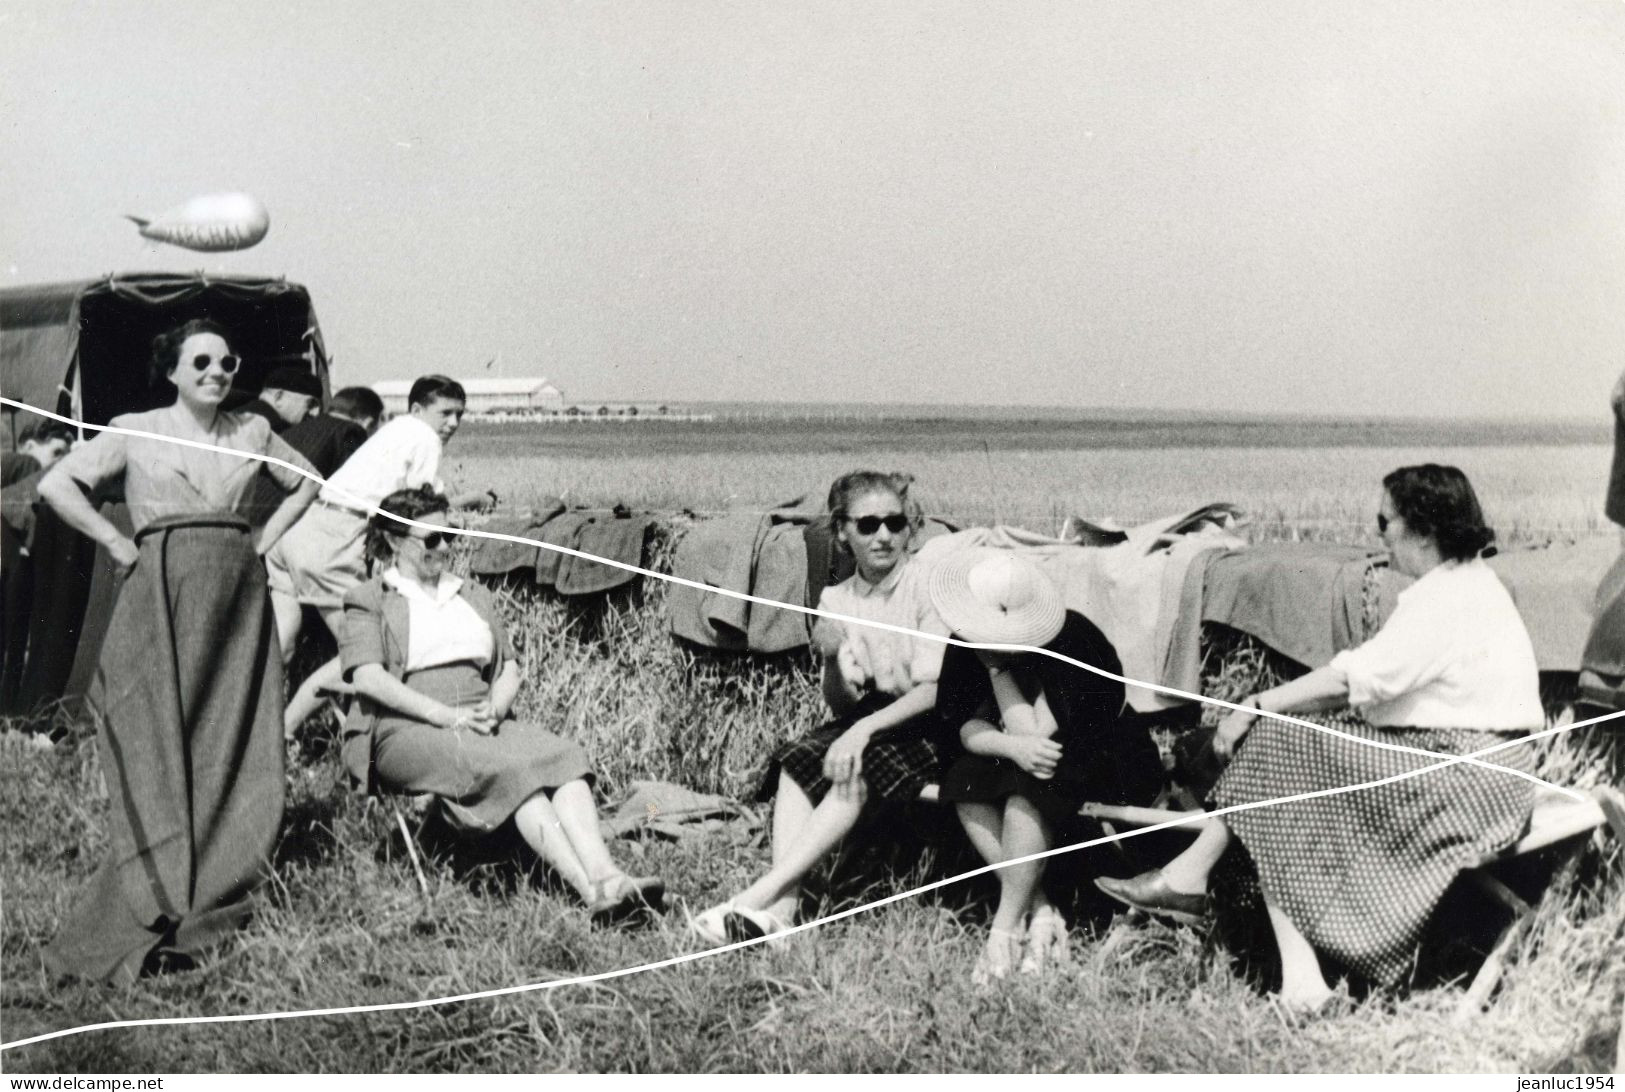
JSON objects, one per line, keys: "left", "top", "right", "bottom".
{"left": 928, "top": 548, "right": 1066, "bottom": 648}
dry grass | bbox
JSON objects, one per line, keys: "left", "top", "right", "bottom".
{"left": 2, "top": 427, "right": 1622, "bottom": 1072}
{"left": 3, "top": 519, "right": 1622, "bottom": 1074}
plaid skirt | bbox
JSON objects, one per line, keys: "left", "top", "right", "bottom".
{"left": 758, "top": 695, "right": 941, "bottom": 806}
{"left": 1214, "top": 719, "right": 1536, "bottom": 986}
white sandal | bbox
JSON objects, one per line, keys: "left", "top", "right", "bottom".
{"left": 724, "top": 904, "right": 796, "bottom": 945}
{"left": 1020, "top": 906, "right": 1071, "bottom": 974}
{"left": 972, "top": 927, "right": 1024, "bottom": 986}
{"left": 687, "top": 902, "right": 733, "bottom": 946}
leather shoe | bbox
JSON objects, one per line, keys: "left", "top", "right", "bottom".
{"left": 1094, "top": 870, "right": 1209, "bottom": 926}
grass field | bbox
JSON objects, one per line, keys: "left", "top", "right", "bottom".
{"left": 3, "top": 415, "right": 1623, "bottom": 1073}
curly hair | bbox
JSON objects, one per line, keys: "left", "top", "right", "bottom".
{"left": 365, "top": 485, "right": 452, "bottom": 568}
{"left": 827, "top": 470, "right": 923, "bottom": 550}
{"left": 1382, "top": 463, "right": 1495, "bottom": 562}
{"left": 148, "top": 318, "right": 233, "bottom": 391}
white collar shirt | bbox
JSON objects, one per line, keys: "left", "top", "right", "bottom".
{"left": 319, "top": 415, "right": 445, "bottom": 510}
{"left": 382, "top": 568, "right": 495, "bottom": 672}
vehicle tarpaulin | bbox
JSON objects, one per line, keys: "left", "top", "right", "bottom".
{"left": 0, "top": 273, "right": 328, "bottom": 716}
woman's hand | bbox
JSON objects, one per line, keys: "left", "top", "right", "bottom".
{"left": 435, "top": 701, "right": 498, "bottom": 735}
{"left": 1003, "top": 735, "right": 1063, "bottom": 780}
{"left": 836, "top": 642, "right": 870, "bottom": 692}
{"left": 107, "top": 536, "right": 140, "bottom": 578}
{"left": 822, "top": 722, "right": 872, "bottom": 787}
{"left": 1213, "top": 700, "right": 1260, "bottom": 761}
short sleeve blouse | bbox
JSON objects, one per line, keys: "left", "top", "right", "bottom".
{"left": 52, "top": 407, "right": 313, "bottom": 532}
{"left": 816, "top": 557, "right": 949, "bottom": 697}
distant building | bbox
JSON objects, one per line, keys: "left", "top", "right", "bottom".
{"left": 371, "top": 377, "right": 566, "bottom": 415}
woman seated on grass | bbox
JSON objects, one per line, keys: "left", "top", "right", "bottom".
{"left": 1095, "top": 464, "right": 1541, "bottom": 1013}
{"left": 690, "top": 470, "right": 949, "bottom": 944}
{"left": 928, "top": 550, "right": 1164, "bottom": 983}
{"left": 339, "top": 485, "right": 663, "bottom": 923}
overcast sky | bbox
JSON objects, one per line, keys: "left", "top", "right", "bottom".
{"left": 4, "top": 1, "right": 1623, "bottom": 417}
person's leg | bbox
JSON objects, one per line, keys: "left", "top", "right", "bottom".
{"left": 314, "top": 606, "right": 347, "bottom": 647}
{"left": 1159, "top": 818, "right": 1231, "bottom": 895}
{"left": 1266, "top": 900, "right": 1334, "bottom": 1011}
{"left": 548, "top": 778, "right": 623, "bottom": 886}
{"left": 511, "top": 790, "right": 593, "bottom": 901}
{"left": 283, "top": 656, "right": 347, "bottom": 740}
{"left": 956, "top": 801, "right": 1006, "bottom": 866}
{"left": 991, "top": 794, "right": 1051, "bottom": 936}
{"left": 746, "top": 773, "right": 816, "bottom": 923}
{"left": 269, "top": 589, "right": 304, "bottom": 664}
{"left": 732, "top": 777, "right": 866, "bottom": 917}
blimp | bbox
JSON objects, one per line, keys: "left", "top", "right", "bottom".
{"left": 125, "top": 192, "right": 270, "bottom": 252}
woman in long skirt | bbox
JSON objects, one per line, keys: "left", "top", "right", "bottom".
{"left": 37, "top": 319, "right": 319, "bottom": 982}
{"left": 1095, "top": 465, "right": 1542, "bottom": 1012}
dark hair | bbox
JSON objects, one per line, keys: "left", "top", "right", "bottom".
{"left": 18, "top": 421, "right": 75, "bottom": 448}
{"left": 330, "top": 386, "right": 384, "bottom": 421}
{"left": 827, "top": 470, "right": 923, "bottom": 550}
{"left": 407, "top": 375, "right": 466, "bottom": 410}
{"left": 149, "top": 319, "right": 232, "bottom": 391}
{"left": 365, "top": 485, "right": 452, "bottom": 566}
{"left": 1382, "top": 463, "right": 1495, "bottom": 562}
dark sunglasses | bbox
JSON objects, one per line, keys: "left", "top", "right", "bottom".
{"left": 846, "top": 513, "right": 910, "bottom": 536}
{"left": 190, "top": 352, "right": 240, "bottom": 375}
{"left": 1377, "top": 513, "right": 1390, "bottom": 533}
{"left": 388, "top": 527, "right": 452, "bottom": 549}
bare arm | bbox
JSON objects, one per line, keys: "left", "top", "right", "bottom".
{"left": 1215, "top": 664, "right": 1350, "bottom": 759}
{"left": 488, "top": 660, "right": 522, "bottom": 720}
{"left": 256, "top": 478, "right": 319, "bottom": 555}
{"left": 37, "top": 469, "right": 138, "bottom": 573}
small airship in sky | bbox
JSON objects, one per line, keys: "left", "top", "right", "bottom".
{"left": 125, "top": 192, "right": 270, "bottom": 252}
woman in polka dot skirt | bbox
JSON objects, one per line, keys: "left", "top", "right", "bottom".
{"left": 1096, "top": 464, "right": 1542, "bottom": 1014}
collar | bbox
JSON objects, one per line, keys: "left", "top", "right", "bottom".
{"left": 851, "top": 557, "right": 909, "bottom": 597}
{"left": 382, "top": 567, "right": 464, "bottom": 605}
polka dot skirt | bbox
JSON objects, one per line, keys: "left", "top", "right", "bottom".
{"left": 1213, "top": 719, "right": 1536, "bottom": 986}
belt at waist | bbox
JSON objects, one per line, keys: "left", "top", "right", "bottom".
{"left": 133, "top": 511, "right": 250, "bottom": 542}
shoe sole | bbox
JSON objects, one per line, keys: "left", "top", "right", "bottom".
{"left": 1095, "top": 880, "right": 1208, "bottom": 928}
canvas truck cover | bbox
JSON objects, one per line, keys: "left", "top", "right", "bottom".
{"left": 0, "top": 273, "right": 327, "bottom": 715}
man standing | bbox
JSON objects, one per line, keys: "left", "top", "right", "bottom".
{"left": 246, "top": 386, "right": 383, "bottom": 527}
{"left": 2, "top": 421, "right": 76, "bottom": 713}
{"left": 239, "top": 366, "right": 323, "bottom": 433}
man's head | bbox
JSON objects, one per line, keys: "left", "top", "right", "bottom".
{"left": 329, "top": 386, "right": 385, "bottom": 435}
{"left": 17, "top": 421, "right": 75, "bottom": 471}
{"left": 260, "top": 366, "right": 323, "bottom": 427}
{"left": 406, "top": 375, "right": 468, "bottom": 445}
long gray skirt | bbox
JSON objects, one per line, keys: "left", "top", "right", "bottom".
{"left": 356, "top": 663, "right": 594, "bottom": 832}
{"left": 44, "top": 514, "right": 286, "bottom": 984}
{"left": 1214, "top": 719, "right": 1535, "bottom": 986}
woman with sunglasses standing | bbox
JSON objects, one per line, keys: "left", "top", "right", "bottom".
{"left": 36, "top": 319, "right": 320, "bottom": 982}
{"left": 337, "top": 486, "right": 663, "bottom": 922}
{"left": 691, "top": 470, "right": 950, "bottom": 944}
{"left": 1095, "top": 465, "right": 1541, "bottom": 1014}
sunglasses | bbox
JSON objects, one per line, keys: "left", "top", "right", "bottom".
{"left": 190, "top": 352, "right": 241, "bottom": 375}
{"left": 846, "top": 514, "right": 910, "bottom": 536}
{"left": 388, "top": 527, "right": 453, "bottom": 549}
{"left": 1377, "top": 513, "right": 1391, "bottom": 534}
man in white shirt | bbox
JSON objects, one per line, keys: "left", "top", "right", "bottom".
{"left": 266, "top": 374, "right": 495, "bottom": 660}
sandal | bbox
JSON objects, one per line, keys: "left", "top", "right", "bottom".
{"left": 972, "top": 927, "right": 1024, "bottom": 986}
{"left": 587, "top": 873, "right": 666, "bottom": 925}
{"left": 687, "top": 902, "right": 734, "bottom": 946}
{"left": 723, "top": 904, "right": 796, "bottom": 946}
{"left": 1019, "top": 906, "right": 1071, "bottom": 975}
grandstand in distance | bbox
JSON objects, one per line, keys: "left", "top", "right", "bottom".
{"left": 372, "top": 377, "right": 566, "bottom": 414}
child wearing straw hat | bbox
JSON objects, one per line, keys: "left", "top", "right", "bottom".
{"left": 929, "top": 549, "right": 1163, "bottom": 983}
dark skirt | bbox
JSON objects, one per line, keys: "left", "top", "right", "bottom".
{"left": 1213, "top": 718, "right": 1536, "bottom": 986}
{"left": 939, "top": 723, "right": 1165, "bottom": 830}
{"left": 353, "top": 663, "right": 594, "bottom": 832}
{"left": 758, "top": 694, "right": 941, "bottom": 806}
{"left": 44, "top": 514, "right": 287, "bottom": 984}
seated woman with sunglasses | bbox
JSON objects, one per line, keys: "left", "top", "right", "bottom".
{"left": 37, "top": 319, "right": 319, "bottom": 981}
{"left": 338, "top": 486, "right": 663, "bottom": 922}
{"left": 1096, "top": 465, "right": 1541, "bottom": 1013}
{"left": 691, "top": 471, "right": 950, "bottom": 945}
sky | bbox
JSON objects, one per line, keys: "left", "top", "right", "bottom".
{"left": 3, "top": 1, "right": 1624, "bottom": 417}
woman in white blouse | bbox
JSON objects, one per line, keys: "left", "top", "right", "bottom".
{"left": 338, "top": 486, "right": 662, "bottom": 923}
{"left": 1096, "top": 464, "right": 1542, "bottom": 1013}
